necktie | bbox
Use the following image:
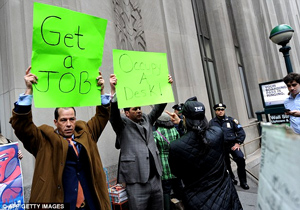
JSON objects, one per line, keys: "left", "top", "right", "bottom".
{"left": 66, "top": 138, "right": 85, "bottom": 207}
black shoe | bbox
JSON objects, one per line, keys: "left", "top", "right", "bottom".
{"left": 232, "top": 179, "right": 238, "bottom": 185}
{"left": 240, "top": 182, "right": 250, "bottom": 190}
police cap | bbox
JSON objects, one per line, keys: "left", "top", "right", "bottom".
{"left": 213, "top": 103, "right": 226, "bottom": 110}
{"left": 172, "top": 104, "right": 183, "bottom": 111}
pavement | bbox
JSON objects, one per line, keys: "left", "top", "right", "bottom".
{"left": 234, "top": 171, "right": 259, "bottom": 210}
{"left": 231, "top": 147, "right": 261, "bottom": 210}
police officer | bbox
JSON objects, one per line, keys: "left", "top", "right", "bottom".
{"left": 209, "top": 103, "right": 249, "bottom": 190}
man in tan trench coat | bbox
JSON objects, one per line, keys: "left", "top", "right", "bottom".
{"left": 10, "top": 67, "right": 111, "bottom": 210}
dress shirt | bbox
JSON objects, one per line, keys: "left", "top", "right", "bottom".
{"left": 284, "top": 94, "right": 300, "bottom": 134}
{"left": 16, "top": 93, "right": 111, "bottom": 106}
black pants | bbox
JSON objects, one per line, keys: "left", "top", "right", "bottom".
{"left": 225, "top": 146, "right": 247, "bottom": 183}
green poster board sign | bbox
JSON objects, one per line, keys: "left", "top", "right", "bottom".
{"left": 113, "top": 49, "right": 175, "bottom": 108}
{"left": 31, "top": 2, "right": 107, "bottom": 107}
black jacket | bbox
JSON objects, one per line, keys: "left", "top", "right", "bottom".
{"left": 169, "top": 126, "right": 242, "bottom": 210}
{"left": 209, "top": 115, "right": 246, "bottom": 145}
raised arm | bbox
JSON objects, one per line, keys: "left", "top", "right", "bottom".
{"left": 96, "top": 71, "right": 105, "bottom": 95}
{"left": 24, "top": 66, "right": 38, "bottom": 95}
{"left": 109, "top": 74, "right": 125, "bottom": 134}
{"left": 10, "top": 67, "right": 43, "bottom": 156}
{"left": 110, "top": 74, "right": 117, "bottom": 96}
{"left": 86, "top": 71, "right": 111, "bottom": 141}
{"left": 148, "top": 74, "right": 174, "bottom": 124}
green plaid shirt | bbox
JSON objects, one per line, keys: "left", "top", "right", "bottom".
{"left": 153, "top": 127, "right": 180, "bottom": 180}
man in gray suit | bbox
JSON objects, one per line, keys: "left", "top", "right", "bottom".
{"left": 109, "top": 74, "right": 173, "bottom": 210}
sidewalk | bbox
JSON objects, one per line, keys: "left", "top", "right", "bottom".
{"left": 231, "top": 147, "right": 260, "bottom": 210}
{"left": 235, "top": 172, "right": 259, "bottom": 210}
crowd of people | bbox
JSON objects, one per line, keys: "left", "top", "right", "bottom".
{"left": 14, "top": 68, "right": 300, "bottom": 209}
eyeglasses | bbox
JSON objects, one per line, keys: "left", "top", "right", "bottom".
{"left": 287, "top": 83, "right": 298, "bottom": 88}
{"left": 216, "top": 108, "right": 225, "bottom": 111}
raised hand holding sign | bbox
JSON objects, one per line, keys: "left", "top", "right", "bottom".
{"left": 112, "top": 49, "right": 174, "bottom": 108}
{"left": 31, "top": 2, "right": 107, "bottom": 107}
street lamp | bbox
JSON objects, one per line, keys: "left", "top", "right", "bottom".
{"left": 269, "top": 24, "right": 294, "bottom": 74}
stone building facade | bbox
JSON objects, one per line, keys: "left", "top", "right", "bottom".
{"left": 1, "top": 0, "right": 299, "bottom": 202}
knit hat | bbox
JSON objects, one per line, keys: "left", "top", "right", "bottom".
{"left": 155, "top": 112, "right": 174, "bottom": 128}
{"left": 157, "top": 112, "right": 171, "bottom": 122}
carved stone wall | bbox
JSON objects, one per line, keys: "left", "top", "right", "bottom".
{"left": 113, "top": 0, "right": 147, "bottom": 51}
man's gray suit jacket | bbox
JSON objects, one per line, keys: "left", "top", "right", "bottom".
{"left": 110, "top": 101, "right": 165, "bottom": 184}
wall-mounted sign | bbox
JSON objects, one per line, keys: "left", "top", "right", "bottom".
{"left": 259, "top": 79, "right": 289, "bottom": 108}
{"left": 269, "top": 113, "right": 289, "bottom": 124}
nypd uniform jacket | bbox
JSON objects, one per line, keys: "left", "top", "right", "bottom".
{"left": 209, "top": 115, "right": 246, "bottom": 146}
